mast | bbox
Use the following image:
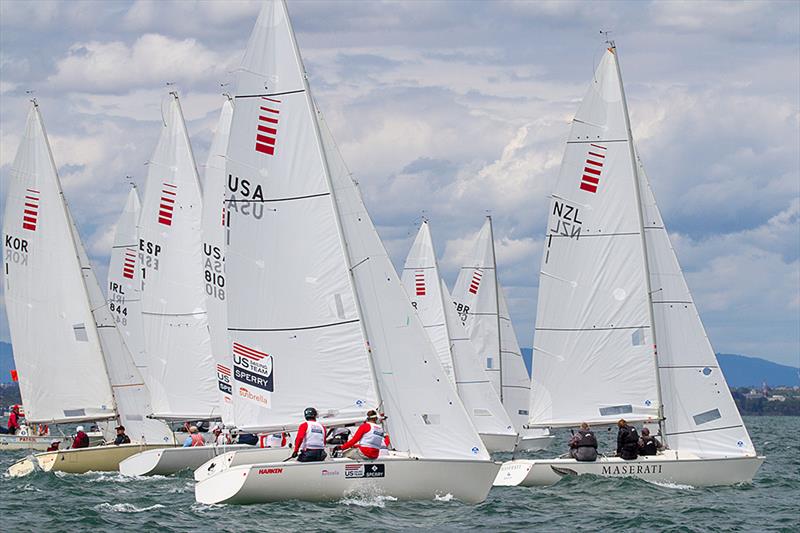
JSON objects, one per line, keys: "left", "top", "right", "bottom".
{"left": 487, "top": 215, "right": 504, "bottom": 402}
{"left": 610, "top": 42, "right": 666, "bottom": 442}
{"left": 281, "top": 0, "right": 384, "bottom": 413}
{"left": 36, "top": 100, "right": 120, "bottom": 425}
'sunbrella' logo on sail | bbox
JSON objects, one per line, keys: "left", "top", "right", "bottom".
{"left": 22, "top": 188, "right": 40, "bottom": 231}
{"left": 255, "top": 97, "right": 281, "bottom": 156}
{"left": 415, "top": 270, "right": 426, "bottom": 296}
{"left": 232, "top": 342, "right": 274, "bottom": 393}
{"left": 122, "top": 248, "right": 137, "bottom": 279}
{"left": 158, "top": 183, "right": 177, "bottom": 226}
{"left": 579, "top": 144, "right": 606, "bottom": 193}
{"left": 468, "top": 269, "right": 483, "bottom": 294}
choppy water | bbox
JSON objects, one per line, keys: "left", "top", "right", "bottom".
{"left": 1, "top": 416, "right": 797, "bottom": 532}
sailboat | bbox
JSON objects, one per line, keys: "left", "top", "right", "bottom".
{"left": 495, "top": 44, "right": 764, "bottom": 488}
{"left": 194, "top": 1, "right": 498, "bottom": 505}
{"left": 5, "top": 101, "right": 174, "bottom": 477}
{"left": 452, "top": 216, "right": 553, "bottom": 451}
{"left": 401, "top": 220, "right": 517, "bottom": 452}
{"left": 120, "top": 98, "right": 253, "bottom": 477}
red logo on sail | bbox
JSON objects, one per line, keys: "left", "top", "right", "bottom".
{"left": 122, "top": 248, "right": 137, "bottom": 279}
{"left": 216, "top": 364, "right": 231, "bottom": 376}
{"left": 233, "top": 342, "right": 269, "bottom": 362}
{"left": 22, "top": 188, "right": 40, "bottom": 231}
{"left": 255, "top": 97, "right": 281, "bottom": 156}
{"left": 415, "top": 271, "right": 426, "bottom": 296}
{"left": 469, "top": 269, "right": 483, "bottom": 294}
{"left": 158, "top": 183, "right": 177, "bottom": 226}
{"left": 579, "top": 144, "right": 606, "bottom": 193}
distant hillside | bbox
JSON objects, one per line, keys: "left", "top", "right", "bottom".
{"left": 521, "top": 348, "right": 799, "bottom": 388}
{"left": 0, "top": 342, "right": 13, "bottom": 383}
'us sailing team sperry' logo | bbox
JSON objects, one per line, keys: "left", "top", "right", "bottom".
{"left": 579, "top": 144, "right": 606, "bottom": 193}
{"left": 255, "top": 97, "right": 281, "bottom": 156}
{"left": 216, "top": 364, "right": 232, "bottom": 395}
{"left": 345, "top": 463, "right": 385, "bottom": 479}
{"left": 232, "top": 342, "right": 273, "bottom": 393}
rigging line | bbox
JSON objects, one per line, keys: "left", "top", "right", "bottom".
{"left": 658, "top": 365, "right": 719, "bottom": 369}
{"left": 665, "top": 424, "right": 743, "bottom": 437}
{"left": 235, "top": 88, "right": 306, "bottom": 99}
{"left": 458, "top": 265, "right": 494, "bottom": 270}
{"left": 226, "top": 191, "right": 330, "bottom": 203}
{"left": 547, "top": 232, "right": 640, "bottom": 237}
{"left": 537, "top": 325, "right": 650, "bottom": 331}
{"left": 229, "top": 318, "right": 359, "bottom": 332}
{"left": 502, "top": 385, "right": 530, "bottom": 390}
{"left": 652, "top": 300, "right": 693, "bottom": 304}
{"left": 566, "top": 139, "right": 628, "bottom": 144}
{"left": 456, "top": 380, "right": 492, "bottom": 385}
{"left": 141, "top": 311, "right": 207, "bottom": 317}
{"left": 402, "top": 265, "right": 437, "bottom": 270}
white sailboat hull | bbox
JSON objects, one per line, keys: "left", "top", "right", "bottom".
{"left": 193, "top": 446, "right": 295, "bottom": 482}
{"left": 0, "top": 434, "right": 58, "bottom": 451}
{"left": 480, "top": 432, "right": 518, "bottom": 453}
{"left": 516, "top": 432, "right": 555, "bottom": 452}
{"left": 196, "top": 454, "right": 500, "bottom": 505}
{"left": 7, "top": 443, "right": 176, "bottom": 477}
{"left": 119, "top": 444, "right": 255, "bottom": 477}
{"left": 494, "top": 451, "right": 765, "bottom": 488}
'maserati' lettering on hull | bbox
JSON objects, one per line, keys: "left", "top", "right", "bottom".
{"left": 600, "top": 463, "right": 663, "bottom": 476}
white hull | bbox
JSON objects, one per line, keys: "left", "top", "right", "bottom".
{"left": 516, "top": 433, "right": 555, "bottom": 452}
{"left": 194, "top": 446, "right": 293, "bottom": 482}
{"left": 480, "top": 432, "right": 518, "bottom": 453}
{"left": 196, "top": 453, "right": 500, "bottom": 505}
{"left": 7, "top": 443, "right": 175, "bottom": 477}
{"left": 494, "top": 451, "right": 765, "bottom": 488}
{"left": 119, "top": 444, "right": 255, "bottom": 477}
{"left": 0, "top": 434, "right": 57, "bottom": 451}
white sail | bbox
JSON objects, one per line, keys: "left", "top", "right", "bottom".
{"left": 401, "top": 221, "right": 516, "bottom": 442}
{"left": 637, "top": 155, "right": 755, "bottom": 457}
{"left": 451, "top": 218, "right": 532, "bottom": 431}
{"left": 108, "top": 187, "right": 147, "bottom": 372}
{"left": 527, "top": 49, "right": 661, "bottom": 428}
{"left": 2, "top": 103, "right": 116, "bottom": 424}
{"left": 201, "top": 98, "right": 235, "bottom": 426}
{"left": 68, "top": 209, "right": 174, "bottom": 444}
{"left": 224, "top": 2, "right": 378, "bottom": 433}
{"left": 138, "top": 94, "right": 218, "bottom": 420}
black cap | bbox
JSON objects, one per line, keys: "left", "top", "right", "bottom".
{"left": 115, "top": 425, "right": 125, "bottom": 431}
{"left": 304, "top": 407, "right": 318, "bottom": 420}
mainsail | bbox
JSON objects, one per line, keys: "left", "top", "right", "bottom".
{"left": 224, "top": 1, "right": 378, "bottom": 433}
{"left": 637, "top": 154, "right": 755, "bottom": 457}
{"left": 138, "top": 93, "right": 218, "bottom": 420}
{"left": 452, "top": 217, "right": 532, "bottom": 432}
{"left": 527, "top": 49, "right": 661, "bottom": 428}
{"left": 401, "top": 221, "right": 516, "bottom": 441}
{"left": 201, "top": 98, "right": 235, "bottom": 426}
{"left": 108, "top": 187, "right": 147, "bottom": 372}
{"left": 2, "top": 102, "right": 116, "bottom": 424}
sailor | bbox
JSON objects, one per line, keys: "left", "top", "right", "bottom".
{"left": 638, "top": 427, "right": 663, "bottom": 456}
{"left": 182, "top": 425, "right": 205, "bottom": 447}
{"left": 616, "top": 419, "right": 639, "bottom": 460}
{"left": 6, "top": 405, "right": 21, "bottom": 434}
{"left": 291, "top": 407, "right": 327, "bottom": 462}
{"left": 212, "top": 425, "right": 232, "bottom": 445}
{"left": 237, "top": 432, "right": 259, "bottom": 445}
{"left": 72, "top": 426, "right": 90, "bottom": 449}
{"left": 337, "top": 410, "right": 384, "bottom": 461}
{"left": 262, "top": 431, "right": 288, "bottom": 448}
{"left": 568, "top": 422, "right": 598, "bottom": 462}
{"left": 46, "top": 440, "right": 60, "bottom": 452}
{"left": 113, "top": 425, "right": 131, "bottom": 445}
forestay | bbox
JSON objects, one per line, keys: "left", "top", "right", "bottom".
{"left": 637, "top": 154, "right": 754, "bottom": 457}
{"left": 138, "top": 94, "right": 218, "bottom": 420}
{"left": 108, "top": 188, "right": 147, "bottom": 371}
{"left": 451, "top": 218, "right": 531, "bottom": 432}
{"left": 224, "top": 1, "right": 378, "bottom": 433}
{"left": 528, "top": 49, "right": 661, "bottom": 428}
{"left": 401, "top": 221, "right": 516, "bottom": 441}
{"left": 2, "top": 103, "right": 116, "bottom": 424}
{"left": 201, "top": 99, "right": 235, "bottom": 426}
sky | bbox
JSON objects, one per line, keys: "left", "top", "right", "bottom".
{"left": 0, "top": 0, "right": 798, "bottom": 367}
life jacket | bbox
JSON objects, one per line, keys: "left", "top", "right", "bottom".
{"left": 72, "top": 431, "right": 90, "bottom": 449}
{"left": 8, "top": 412, "right": 20, "bottom": 431}
{"left": 640, "top": 436, "right": 659, "bottom": 456}
{"left": 623, "top": 427, "right": 639, "bottom": 447}
{"left": 262, "top": 433, "right": 286, "bottom": 448}
{"left": 190, "top": 433, "right": 205, "bottom": 447}
{"left": 300, "top": 420, "right": 325, "bottom": 450}
{"left": 575, "top": 429, "right": 597, "bottom": 448}
{"left": 358, "top": 422, "right": 385, "bottom": 451}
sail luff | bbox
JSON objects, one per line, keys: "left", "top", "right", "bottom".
{"left": 610, "top": 43, "right": 666, "bottom": 441}
{"left": 487, "top": 216, "right": 504, "bottom": 402}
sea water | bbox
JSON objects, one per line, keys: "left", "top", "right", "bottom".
{"left": 1, "top": 416, "right": 796, "bottom": 532}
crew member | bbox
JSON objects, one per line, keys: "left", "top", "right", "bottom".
{"left": 262, "top": 432, "right": 288, "bottom": 448}
{"left": 291, "top": 407, "right": 326, "bottom": 462}
{"left": 113, "top": 425, "right": 131, "bottom": 445}
{"left": 338, "top": 410, "right": 384, "bottom": 460}
{"left": 212, "top": 425, "right": 232, "bottom": 446}
{"left": 638, "top": 427, "right": 663, "bottom": 456}
{"left": 72, "top": 426, "right": 90, "bottom": 449}
{"left": 616, "top": 419, "right": 639, "bottom": 460}
{"left": 182, "top": 425, "right": 205, "bottom": 447}
{"left": 568, "top": 422, "right": 598, "bottom": 462}
{"left": 6, "top": 405, "right": 21, "bottom": 434}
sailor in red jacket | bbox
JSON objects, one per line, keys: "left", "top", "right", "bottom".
{"left": 291, "top": 407, "right": 327, "bottom": 462}
{"left": 339, "top": 410, "right": 384, "bottom": 460}
{"left": 6, "top": 405, "right": 21, "bottom": 434}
